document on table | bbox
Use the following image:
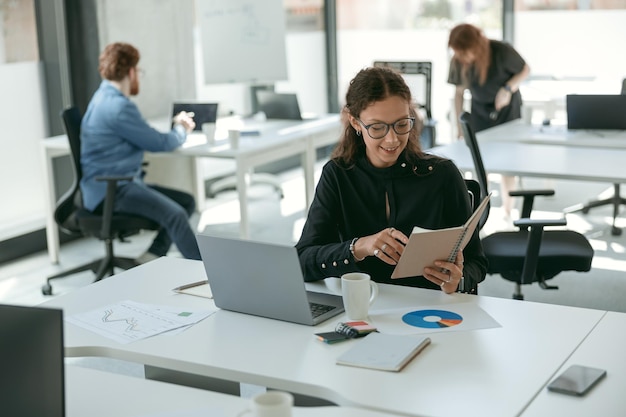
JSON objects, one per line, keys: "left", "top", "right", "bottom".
{"left": 66, "top": 300, "right": 217, "bottom": 344}
{"left": 368, "top": 303, "right": 501, "bottom": 335}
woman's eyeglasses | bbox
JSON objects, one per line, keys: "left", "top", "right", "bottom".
{"left": 357, "top": 117, "right": 415, "bottom": 139}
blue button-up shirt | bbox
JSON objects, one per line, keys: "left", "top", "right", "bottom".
{"left": 80, "top": 80, "right": 187, "bottom": 211}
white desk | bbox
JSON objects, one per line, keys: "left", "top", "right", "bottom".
{"left": 476, "top": 119, "right": 626, "bottom": 149}
{"left": 521, "top": 311, "right": 626, "bottom": 416}
{"left": 41, "top": 115, "right": 341, "bottom": 263}
{"left": 430, "top": 140, "right": 626, "bottom": 184}
{"left": 66, "top": 365, "right": 399, "bottom": 417}
{"left": 43, "top": 257, "right": 607, "bottom": 417}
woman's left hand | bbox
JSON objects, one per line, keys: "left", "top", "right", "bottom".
{"left": 423, "top": 251, "right": 464, "bottom": 294}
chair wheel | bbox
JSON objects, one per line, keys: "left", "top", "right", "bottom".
{"left": 611, "top": 226, "right": 622, "bottom": 236}
{"left": 41, "top": 283, "right": 53, "bottom": 296}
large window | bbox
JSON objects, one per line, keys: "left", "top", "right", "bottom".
{"left": 336, "top": 0, "right": 504, "bottom": 142}
{"left": 513, "top": 0, "right": 626, "bottom": 122}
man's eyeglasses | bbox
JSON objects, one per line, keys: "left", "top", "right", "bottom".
{"left": 357, "top": 117, "right": 415, "bottom": 139}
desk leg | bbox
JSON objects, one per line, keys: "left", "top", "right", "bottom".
{"left": 191, "top": 157, "right": 206, "bottom": 212}
{"left": 304, "top": 138, "right": 315, "bottom": 209}
{"left": 237, "top": 165, "right": 250, "bottom": 238}
{"left": 42, "top": 147, "right": 60, "bottom": 264}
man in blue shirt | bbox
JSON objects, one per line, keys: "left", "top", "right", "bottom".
{"left": 81, "top": 42, "right": 201, "bottom": 262}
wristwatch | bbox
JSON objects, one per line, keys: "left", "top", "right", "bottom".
{"left": 503, "top": 84, "right": 513, "bottom": 93}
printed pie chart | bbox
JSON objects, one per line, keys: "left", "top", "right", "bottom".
{"left": 402, "top": 309, "right": 463, "bottom": 329}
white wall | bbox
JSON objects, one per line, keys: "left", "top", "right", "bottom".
{"left": 96, "top": 0, "right": 197, "bottom": 119}
{"left": 196, "top": 31, "right": 328, "bottom": 117}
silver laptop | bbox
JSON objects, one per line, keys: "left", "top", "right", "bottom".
{"left": 196, "top": 234, "right": 344, "bottom": 325}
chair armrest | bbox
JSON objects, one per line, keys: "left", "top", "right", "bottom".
{"left": 509, "top": 189, "right": 554, "bottom": 197}
{"left": 512, "top": 217, "right": 567, "bottom": 285}
{"left": 95, "top": 175, "right": 133, "bottom": 182}
{"left": 514, "top": 218, "right": 567, "bottom": 228}
{"left": 509, "top": 189, "right": 556, "bottom": 218}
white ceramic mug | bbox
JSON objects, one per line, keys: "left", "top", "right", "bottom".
{"left": 237, "top": 391, "right": 293, "bottom": 417}
{"left": 228, "top": 129, "right": 240, "bottom": 149}
{"left": 202, "top": 122, "right": 216, "bottom": 144}
{"left": 341, "top": 272, "right": 378, "bottom": 320}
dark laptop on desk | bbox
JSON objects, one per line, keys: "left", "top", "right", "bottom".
{"left": 566, "top": 94, "right": 626, "bottom": 130}
{"left": 171, "top": 102, "right": 219, "bottom": 131}
{"left": 0, "top": 304, "right": 65, "bottom": 417}
{"left": 255, "top": 90, "right": 304, "bottom": 120}
{"left": 196, "top": 234, "right": 344, "bottom": 325}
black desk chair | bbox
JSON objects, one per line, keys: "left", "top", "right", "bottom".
{"left": 42, "top": 106, "right": 159, "bottom": 295}
{"left": 459, "top": 112, "right": 594, "bottom": 300}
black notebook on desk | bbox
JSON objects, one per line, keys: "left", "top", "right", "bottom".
{"left": 566, "top": 95, "right": 626, "bottom": 130}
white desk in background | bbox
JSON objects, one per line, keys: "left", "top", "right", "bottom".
{"left": 41, "top": 115, "right": 341, "bottom": 263}
{"left": 521, "top": 311, "right": 626, "bottom": 416}
{"left": 66, "top": 365, "right": 399, "bottom": 417}
{"left": 429, "top": 140, "right": 626, "bottom": 185}
{"left": 42, "top": 257, "right": 608, "bottom": 417}
{"left": 476, "top": 119, "right": 626, "bottom": 149}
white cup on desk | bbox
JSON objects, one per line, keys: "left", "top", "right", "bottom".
{"left": 237, "top": 391, "right": 293, "bottom": 417}
{"left": 228, "top": 129, "right": 240, "bottom": 149}
{"left": 341, "top": 272, "right": 378, "bottom": 320}
{"left": 201, "top": 122, "right": 216, "bottom": 145}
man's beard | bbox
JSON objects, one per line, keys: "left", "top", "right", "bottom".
{"left": 130, "top": 77, "right": 139, "bottom": 96}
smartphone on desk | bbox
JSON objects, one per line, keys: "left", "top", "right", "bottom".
{"left": 547, "top": 365, "right": 606, "bottom": 396}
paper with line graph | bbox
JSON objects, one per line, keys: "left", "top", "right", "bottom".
{"left": 66, "top": 300, "right": 217, "bottom": 344}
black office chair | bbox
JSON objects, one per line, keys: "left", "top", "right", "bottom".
{"left": 459, "top": 112, "right": 594, "bottom": 300}
{"left": 459, "top": 178, "right": 486, "bottom": 295}
{"left": 42, "top": 106, "right": 159, "bottom": 295}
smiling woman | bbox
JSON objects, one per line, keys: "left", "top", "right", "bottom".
{"left": 296, "top": 66, "right": 488, "bottom": 294}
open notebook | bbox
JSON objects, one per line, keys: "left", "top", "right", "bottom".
{"left": 391, "top": 193, "right": 491, "bottom": 279}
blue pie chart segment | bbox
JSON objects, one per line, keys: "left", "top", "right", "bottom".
{"left": 402, "top": 309, "right": 463, "bottom": 329}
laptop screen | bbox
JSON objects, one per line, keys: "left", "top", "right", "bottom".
{"left": 566, "top": 94, "right": 626, "bottom": 130}
{"left": 255, "top": 91, "right": 303, "bottom": 120}
{"left": 0, "top": 304, "right": 65, "bottom": 417}
{"left": 172, "top": 102, "right": 219, "bottom": 131}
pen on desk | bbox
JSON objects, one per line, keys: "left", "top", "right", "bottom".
{"left": 173, "top": 280, "right": 208, "bottom": 291}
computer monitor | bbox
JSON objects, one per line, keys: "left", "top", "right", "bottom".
{"left": 255, "top": 91, "right": 303, "bottom": 120}
{"left": 172, "top": 102, "right": 219, "bottom": 131}
{"left": 0, "top": 304, "right": 65, "bottom": 417}
{"left": 566, "top": 94, "right": 626, "bottom": 130}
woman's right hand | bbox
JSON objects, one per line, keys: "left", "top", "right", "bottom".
{"left": 353, "top": 227, "right": 409, "bottom": 265}
{"left": 494, "top": 87, "right": 513, "bottom": 111}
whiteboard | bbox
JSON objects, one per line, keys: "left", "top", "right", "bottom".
{"left": 196, "top": 0, "right": 288, "bottom": 84}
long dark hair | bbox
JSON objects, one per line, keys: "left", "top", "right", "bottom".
{"left": 448, "top": 24, "right": 491, "bottom": 85}
{"left": 331, "top": 66, "right": 425, "bottom": 167}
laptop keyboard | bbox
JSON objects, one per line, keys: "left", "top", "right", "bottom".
{"left": 309, "top": 302, "right": 335, "bottom": 318}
